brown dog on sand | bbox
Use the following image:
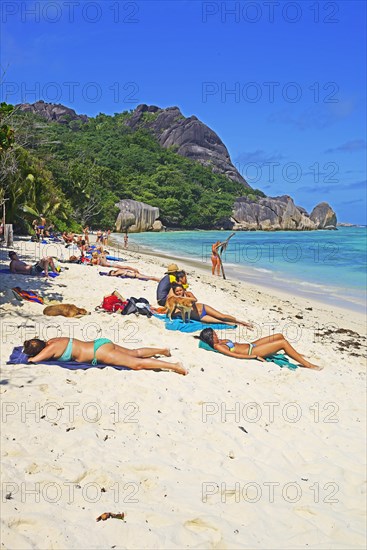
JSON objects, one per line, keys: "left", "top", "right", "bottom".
{"left": 165, "top": 295, "right": 196, "bottom": 322}
{"left": 43, "top": 304, "right": 89, "bottom": 318}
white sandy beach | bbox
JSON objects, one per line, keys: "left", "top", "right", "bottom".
{"left": 0, "top": 237, "right": 366, "bottom": 549}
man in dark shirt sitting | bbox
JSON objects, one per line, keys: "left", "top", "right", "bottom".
{"left": 156, "top": 263, "right": 180, "bottom": 306}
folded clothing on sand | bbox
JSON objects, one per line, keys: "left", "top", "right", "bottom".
{"left": 198, "top": 340, "right": 298, "bottom": 369}
{"left": 153, "top": 313, "right": 237, "bottom": 333}
{"left": 7, "top": 346, "right": 129, "bottom": 371}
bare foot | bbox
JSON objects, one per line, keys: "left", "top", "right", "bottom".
{"left": 163, "top": 348, "right": 171, "bottom": 357}
{"left": 239, "top": 321, "right": 253, "bottom": 328}
{"left": 174, "top": 362, "right": 188, "bottom": 375}
{"left": 305, "top": 362, "right": 324, "bottom": 370}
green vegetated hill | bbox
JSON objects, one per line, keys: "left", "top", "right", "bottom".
{"left": 2, "top": 104, "right": 264, "bottom": 233}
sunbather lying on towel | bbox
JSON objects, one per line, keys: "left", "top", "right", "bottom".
{"left": 23, "top": 337, "right": 187, "bottom": 375}
{"left": 96, "top": 252, "right": 135, "bottom": 271}
{"left": 107, "top": 268, "right": 160, "bottom": 282}
{"left": 169, "top": 284, "right": 253, "bottom": 328}
{"left": 196, "top": 328, "right": 323, "bottom": 370}
{"left": 9, "top": 251, "right": 57, "bottom": 278}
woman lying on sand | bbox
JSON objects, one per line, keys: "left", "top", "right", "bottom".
{"left": 169, "top": 284, "right": 253, "bottom": 328}
{"left": 107, "top": 268, "right": 160, "bottom": 282}
{"left": 96, "top": 252, "right": 138, "bottom": 271}
{"left": 23, "top": 338, "right": 187, "bottom": 375}
{"left": 196, "top": 328, "right": 323, "bottom": 370}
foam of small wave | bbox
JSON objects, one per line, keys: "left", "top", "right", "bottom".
{"left": 253, "top": 267, "right": 273, "bottom": 273}
{"left": 299, "top": 281, "right": 326, "bottom": 289}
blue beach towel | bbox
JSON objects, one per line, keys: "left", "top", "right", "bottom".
{"left": 153, "top": 313, "right": 237, "bottom": 333}
{"left": 6, "top": 346, "right": 129, "bottom": 371}
{"left": 106, "top": 256, "right": 125, "bottom": 262}
{"left": 265, "top": 353, "right": 298, "bottom": 370}
{"left": 0, "top": 268, "right": 59, "bottom": 278}
{"left": 198, "top": 340, "right": 298, "bottom": 370}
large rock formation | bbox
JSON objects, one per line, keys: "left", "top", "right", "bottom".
{"left": 16, "top": 101, "right": 337, "bottom": 232}
{"left": 114, "top": 195, "right": 337, "bottom": 233}
{"left": 115, "top": 199, "right": 161, "bottom": 233}
{"left": 16, "top": 100, "right": 88, "bottom": 124}
{"left": 230, "top": 196, "right": 336, "bottom": 231}
{"left": 124, "top": 104, "right": 250, "bottom": 186}
{"left": 310, "top": 202, "right": 337, "bottom": 229}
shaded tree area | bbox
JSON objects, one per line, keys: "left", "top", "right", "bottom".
{"left": 2, "top": 106, "right": 265, "bottom": 232}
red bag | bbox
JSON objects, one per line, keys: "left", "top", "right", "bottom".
{"left": 101, "top": 294, "right": 127, "bottom": 313}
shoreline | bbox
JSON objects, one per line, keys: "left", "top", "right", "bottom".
{"left": 111, "top": 234, "right": 366, "bottom": 317}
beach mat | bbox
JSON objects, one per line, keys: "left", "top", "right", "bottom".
{"left": 0, "top": 268, "right": 59, "bottom": 278}
{"left": 153, "top": 313, "right": 237, "bottom": 333}
{"left": 106, "top": 256, "right": 126, "bottom": 262}
{"left": 7, "top": 346, "right": 129, "bottom": 371}
{"left": 198, "top": 340, "right": 298, "bottom": 369}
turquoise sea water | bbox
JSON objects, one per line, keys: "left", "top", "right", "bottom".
{"left": 113, "top": 227, "right": 367, "bottom": 312}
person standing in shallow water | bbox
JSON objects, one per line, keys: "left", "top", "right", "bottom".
{"left": 211, "top": 240, "right": 224, "bottom": 276}
{"left": 124, "top": 232, "right": 129, "bottom": 249}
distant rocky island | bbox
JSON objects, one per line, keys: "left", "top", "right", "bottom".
{"left": 17, "top": 100, "right": 337, "bottom": 232}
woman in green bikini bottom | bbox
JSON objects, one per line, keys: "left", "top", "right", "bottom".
{"left": 196, "top": 328, "right": 323, "bottom": 370}
{"left": 23, "top": 337, "right": 187, "bottom": 375}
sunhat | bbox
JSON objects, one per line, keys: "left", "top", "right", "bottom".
{"left": 166, "top": 263, "right": 179, "bottom": 273}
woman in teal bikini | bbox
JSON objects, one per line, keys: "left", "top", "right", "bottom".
{"left": 23, "top": 338, "right": 187, "bottom": 375}
{"left": 196, "top": 328, "right": 323, "bottom": 370}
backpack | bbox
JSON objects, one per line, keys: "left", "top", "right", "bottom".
{"left": 122, "top": 297, "right": 152, "bottom": 317}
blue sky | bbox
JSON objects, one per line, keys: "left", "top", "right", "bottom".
{"left": 1, "top": 0, "right": 366, "bottom": 223}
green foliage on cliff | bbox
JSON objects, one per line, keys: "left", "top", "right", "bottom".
{"left": 3, "top": 106, "right": 264, "bottom": 231}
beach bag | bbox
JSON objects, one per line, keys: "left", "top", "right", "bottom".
{"left": 100, "top": 294, "right": 127, "bottom": 313}
{"left": 121, "top": 298, "right": 138, "bottom": 316}
{"left": 122, "top": 297, "right": 152, "bottom": 317}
